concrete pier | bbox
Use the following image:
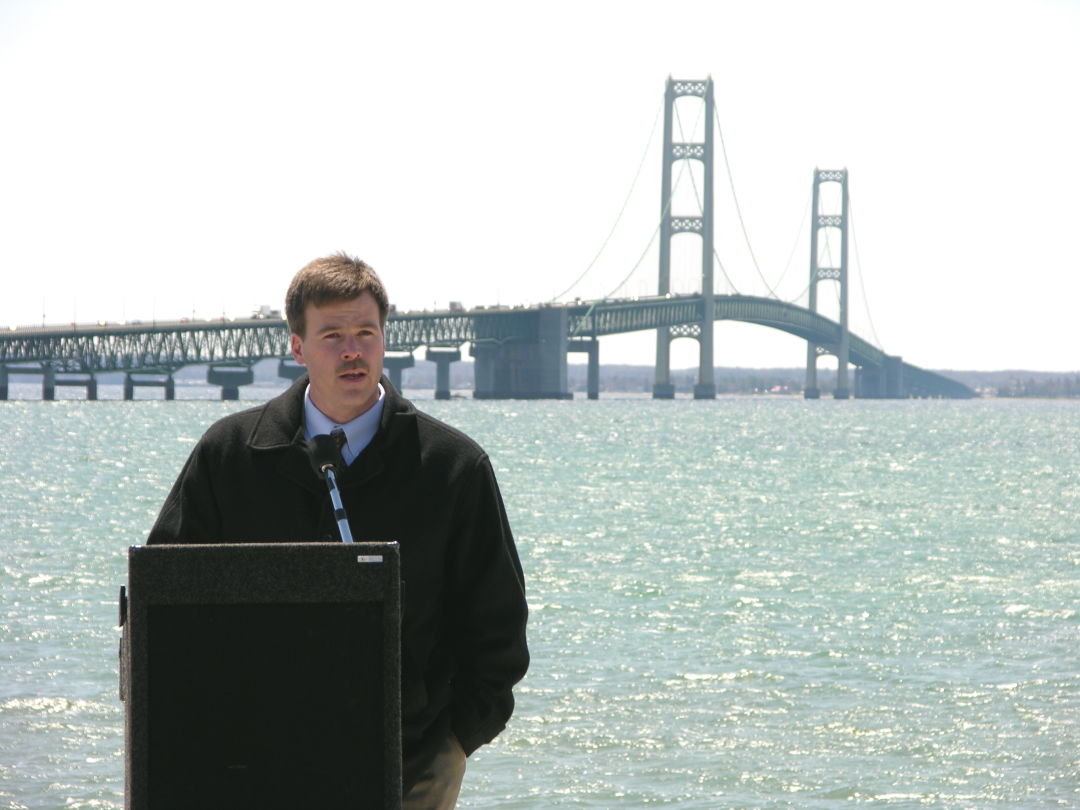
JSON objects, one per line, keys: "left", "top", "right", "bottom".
{"left": 473, "top": 307, "right": 571, "bottom": 399}
{"left": 424, "top": 348, "right": 460, "bottom": 400}
{"left": 0, "top": 366, "right": 98, "bottom": 400}
{"left": 383, "top": 353, "right": 415, "bottom": 393}
{"left": 54, "top": 373, "right": 98, "bottom": 400}
{"left": 207, "top": 365, "right": 254, "bottom": 400}
{"left": 693, "top": 381, "right": 716, "bottom": 400}
{"left": 568, "top": 339, "right": 599, "bottom": 400}
{"left": 278, "top": 359, "right": 306, "bottom": 382}
{"left": 855, "top": 355, "right": 905, "bottom": 399}
{"left": 652, "top": 381, "right": 676, "bottom": 399}
{"left": 124, "top": 373, "right": 176, "bottom": 400}
{"left": 884, "top": 355, "right": 904, "bottom": 398}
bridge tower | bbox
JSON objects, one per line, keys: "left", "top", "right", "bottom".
{"left": 653, "top": 77, "right": 715, "bottom": 399}
{"left": 804, "top": 168, "right": 851, "bottom": 399}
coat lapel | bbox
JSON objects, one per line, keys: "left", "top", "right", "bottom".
{"left": 242, "top": 375, "right": 327, "bottom": 496}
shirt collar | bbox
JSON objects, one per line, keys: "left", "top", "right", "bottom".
{"left": 302, "top": 383, "right": 386, "bottom": 465}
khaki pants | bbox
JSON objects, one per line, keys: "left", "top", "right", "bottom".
{"left": 402, "top": 732, "right": 466, "bottom": 810}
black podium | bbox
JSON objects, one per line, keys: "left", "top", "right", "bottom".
{"left": 120, "top": 543, "right": 401, "bottom": 809}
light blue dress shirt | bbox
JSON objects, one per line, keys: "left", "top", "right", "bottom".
{"left": 301, "top": 383, "right": 386, "bottom": 465}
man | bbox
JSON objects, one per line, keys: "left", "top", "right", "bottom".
{"left": 148, "top": 252, "right": 529, "bottom": 809}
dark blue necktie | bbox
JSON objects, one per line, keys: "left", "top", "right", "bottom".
{"left": 330, "top": 428, "right": 348, "bottom": 464}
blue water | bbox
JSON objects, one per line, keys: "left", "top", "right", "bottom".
{"left": 1, "top": 390, "right": 1078, "bottom": 808}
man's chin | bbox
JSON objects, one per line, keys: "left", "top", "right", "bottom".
{"left": 310, "top": 380, "right": 380, "bottom": 423}
{"left": 336, "top": 378, "right": 375, "bottom": 399}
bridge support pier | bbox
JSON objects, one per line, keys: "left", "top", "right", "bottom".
{"left": 804, "top": 345, "right": 822, "bottom": 399}
{"left": 568, "top": 339, "right": 599, "bottom": 400}
{"left": 54, "top": 374, "right": 98, "bottom": 400}
{"left": 383, "top": 353, "right": 415, "bottom": 394}
{"left": 1, "top": 366, "right": 100, "bottom": 400}
{"left": 855, "top": 356, "right": 905, "bottom": 398}
{"left": 425, "top": 348, "right": 460, "bottom": 400}
{"left": 884, "top": 355, "right": 905, "bottom": 398}
{"left": 854, "top": 366, "right": 877, "bottom": 398}
{"left": 207, "top": 366, "right": 254, "bottom": 400}
{"left": 473, "top": 307, "right": 570, "bottom": 399}
{"left": 278, "top": 359, "right": 306, "bottom": 382}
{"left": 653, "top": 330, "right": 678, "bottom": 398}
{"left": 653, "top": 327, "right": 676, "bottom": 398}
{"left": 125, "top": 373, "right": 176, "bottom": 400}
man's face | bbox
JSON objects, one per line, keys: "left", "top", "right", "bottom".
{"left": 290, "top": 292, "right": 385, "bottom": 424}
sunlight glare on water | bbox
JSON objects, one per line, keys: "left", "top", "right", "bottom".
{"left": 0, "top": 394, "right": 1077, "bottom": 808}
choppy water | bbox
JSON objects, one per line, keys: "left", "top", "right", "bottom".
{"left": 1, "top": 388, "right": 1078, "bottom": 808}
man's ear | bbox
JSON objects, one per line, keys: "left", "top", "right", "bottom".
{"left": 290, "top": 333, "right": 306, "bottom": 365}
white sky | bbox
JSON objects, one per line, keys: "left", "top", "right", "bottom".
{"left": 1, "top": 0, "right": 1077, "bottom": 372}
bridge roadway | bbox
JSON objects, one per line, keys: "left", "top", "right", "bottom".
{"left": 0, "top": 294, "right": 974, "bottom": 399}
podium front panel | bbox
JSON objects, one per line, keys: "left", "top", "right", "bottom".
{"left": 122, "top": 543, "right": 401, "bottom": 810}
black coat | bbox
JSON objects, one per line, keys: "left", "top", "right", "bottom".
{"left": 148, "top": 375, "right": 529, "bottom": 787}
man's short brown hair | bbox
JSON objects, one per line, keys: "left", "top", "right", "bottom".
{"left": 285, "top": 252, "right": 390, "bottom": 338}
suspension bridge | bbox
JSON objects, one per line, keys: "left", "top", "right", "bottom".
{"left": 0, "top": 78, "right": 974, "bottom": 401}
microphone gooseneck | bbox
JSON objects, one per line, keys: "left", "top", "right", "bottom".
{"left": 307, "top": 433, "right": 355, "bottom": 544}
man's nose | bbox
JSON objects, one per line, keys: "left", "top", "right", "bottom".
{"left": 341, "top": 335, "right": 361, "bottom": 358}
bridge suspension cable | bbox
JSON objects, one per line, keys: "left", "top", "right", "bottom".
{"left": 772, "top": 186, "right": 813, "bottom": 302}
{"left": 812, "top": 194, "right": 884, "bottom": 352}
{"left": 598, "top": 91, "right": 711, "bottom": 303}
{"left": 671, "top": 99, "right": 806, "bottom": 304}
{"left": 569, "top": 153, "right": 697, "bottom": 338}
{"left": 695, "top": 101, "right": 819, "bottom": 308}
{"left": 596, "top": 154, "right": 692, "bottom": 303}
{"left": 711, "top": 102, "right": 780, "bottom": 298}
{"left": 848, "top": 198, "right": 884, "bottom": 350}
{"left": 552, "top": 98, "right": 664, "bottom": 303}
{"left": 562, "top": 79, "right": 862, "bottom": 331}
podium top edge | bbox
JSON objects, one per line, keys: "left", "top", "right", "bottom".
{"left": 126, "top": 542, "right": 401, "bottom": 604}
{"left": 129, "top": 541, "right": 400, "bottom": 551}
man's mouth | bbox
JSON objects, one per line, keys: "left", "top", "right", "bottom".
{"left": 339, "top": 367, "right": 367, "bottom": 381}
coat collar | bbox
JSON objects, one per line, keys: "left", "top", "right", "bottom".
{"left": 246, "top": 374, "right": 309, "bottom": 450}
{"left": 245, "top": 372, "right": 420, "bottom": 493}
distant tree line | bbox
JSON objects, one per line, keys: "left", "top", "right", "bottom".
{"left": 995, "top": 375, "right": 1080, "bottom": 398}
{"left": 603, "top": 366, "right": 815, "bottom": 395}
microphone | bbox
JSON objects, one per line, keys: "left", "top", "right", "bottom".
{"left": 307, "top": 433, "right": 355, "bottom": 544}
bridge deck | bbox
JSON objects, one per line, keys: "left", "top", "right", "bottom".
{"left": 0, "top": 294, "right": 974, "bottom": 398}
